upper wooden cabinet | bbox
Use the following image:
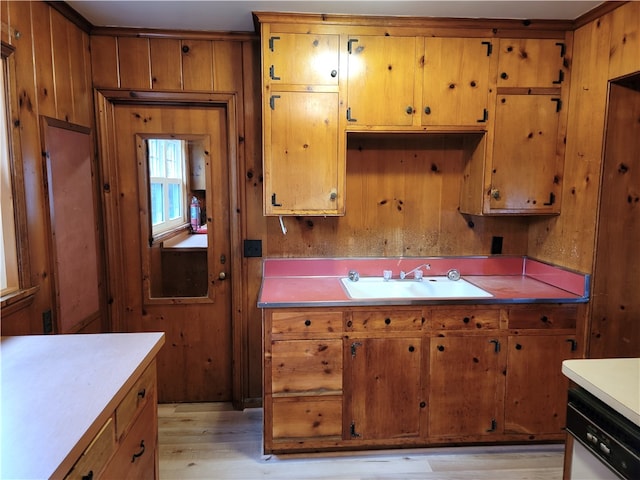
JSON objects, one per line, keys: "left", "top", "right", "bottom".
{"left": 265, "top": 32, "right": 340, "bottom": 86}
{"left": 497, "top": 38, "right": 567, "bottom": 88}
{"left": 255, "top": 13, "right": 572, "bottom": 216}
{"left": 346, "top": 35, "right": 417, "bottom": 126}
{"left": 422, "top": 38, "right": 493, "bottom": 126}
{"left": 260, "top": 24, "right": 344, "bottom": 215}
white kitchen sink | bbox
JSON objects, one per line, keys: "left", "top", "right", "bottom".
{"left": 340, "top": 276, "right": 493, "bottom": 299}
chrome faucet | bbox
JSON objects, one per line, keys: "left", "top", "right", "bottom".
{"left": 400, "top": 263, "right": 431, "bottom": 280}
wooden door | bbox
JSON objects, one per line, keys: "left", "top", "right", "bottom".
{"left": 490, "top": 94, "right": 562, "bottom": 212}
{"left": 346, "top": 35, "right": 417, "bottom": 126}
{"left": 429, "top": 336, "right": 505, "bottom": 437}
{"left": 590, "top": 80, "right": 640, "bottom": 358}
{"left": 504, "top": 335, "right": 580, "bottom": 434}
{"left": 422, "top": 38, "right": 493, "bottom": 126}
{"left": 265, "top": 91, "right": 340, "bottom": 214}
{"left": 108, "top": 104, "right": 232, "bottom": 402}
{"left": 345, "top": 337, "right": 424, "bottom": 441}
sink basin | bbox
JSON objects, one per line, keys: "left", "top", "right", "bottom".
{"left": 340, "top": 276, "right": 493, "bottom": 299}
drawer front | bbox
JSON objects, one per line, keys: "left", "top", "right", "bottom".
{"left": 272, "top": 397, "right": 342, "bottom": 440}
{"left": 115, "top": 361, "right": 156, "bottom": 439}
{"left": 431, "top": 309, "right": 500, "bottom": 330}
{"left": 508, "top": 306, "right": 578, "bottom": 329}
{"left": 65, "top": 417, "right": 116, "bottom": 480}
{"left": 272, "top": 340, "right": 343, "bottom": 395}
{"left": 272, "top": 311, "right": 343, "bottom": 335}
{"left": 102, "top": 398, "right": 156, "bottom": 480}
{"left": 347, "top": 310, "right": 423, "bottom": 331}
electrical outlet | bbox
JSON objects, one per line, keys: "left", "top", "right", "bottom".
{"left": 243, "top": 239, "right": 262, "bottom": 258}
{"left": 42, "top": 310, "right": 53, "bottom": 334}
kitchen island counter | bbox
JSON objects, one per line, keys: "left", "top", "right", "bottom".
{"left": 1, "top": 332, "right": 165, "bottom": 479}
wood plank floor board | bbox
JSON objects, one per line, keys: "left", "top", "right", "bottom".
{"left": 158, "top": 403, "right": 564, "bottom": 480}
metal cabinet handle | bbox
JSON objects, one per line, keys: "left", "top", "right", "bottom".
{"left": 131, "top": 440, "right": 145, "bottom": 463}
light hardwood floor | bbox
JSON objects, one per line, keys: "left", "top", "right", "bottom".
{"left": 158, "top": 403, "right": 565, "bottom": 480}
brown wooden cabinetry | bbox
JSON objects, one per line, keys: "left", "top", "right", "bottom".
{"left": 344, "top": 310, "right": 426, "bottom": 442}
{"left": 346, "top": 35, "right": 417, "bottom": 126}
{"left": 65, "top": 361, "right": 159, "bottom": 479}
{"left": 257, "top": 14, "right": 572, "bottom": 217}
{"left": 422, "top": 38, "right": 493, "bottom": 126}
{"left": 261, "top": 27, "right": 343, "bottom": 215}
{"left": 461, "top": 36, "right": 571, "bottom": 215}
{"left": 263, "top": 303, "right": 584, "bottom": 453}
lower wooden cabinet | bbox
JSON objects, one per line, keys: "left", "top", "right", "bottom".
{"left": 65, "top": 361, "right": 159, "bottom": 479}
{"left": 263, "top": 304, "right": 585, "bottom": 453}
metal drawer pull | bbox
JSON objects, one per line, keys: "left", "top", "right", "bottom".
{"left": 131, "top": 440, "right": 145, "bottom": 463}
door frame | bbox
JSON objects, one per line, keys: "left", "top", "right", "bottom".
{"left": 95, "top": 89, "right": 246, "bottom": 407}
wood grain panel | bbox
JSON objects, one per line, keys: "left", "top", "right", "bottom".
{"left": 150, "top": 38, "right": 182, "bottom": 90}
{"left": 181, "top": 39, "right": 214, "bottom": 91}
{"left": 607, "top": 2, "right": 640, "bottom": 81}
{"left": 50, "top": 9, "right": 74, "bottom": 121}
{"left": 90, "top": 35, "right": 119, "bottom": 88}
{"left": 118, "top": 36, "right": 151, "bottom": 89}
{"left": 213, "top": 41, "right": 243, "bottom": 91}
{"left": 527, "top": 16, "right": 612, "bottom": 272}
{"left": 68, "top": 24, "right": 91, "bottom": 126}
{"left": 1, "top": 1, "right": 9, "bottom": 45}
{"left": 30, "top": 1, "right": 57, "bottom": 118}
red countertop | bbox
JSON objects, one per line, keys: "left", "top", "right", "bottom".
{"left": 258, "top": 256, "right": 590, "bottom": 308}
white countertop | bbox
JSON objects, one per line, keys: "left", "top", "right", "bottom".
{"left": 562, "top": 358, "right": 640, "bottom": 426}
{"left": 0, "top": 332, "right": 165, "bottom": 479}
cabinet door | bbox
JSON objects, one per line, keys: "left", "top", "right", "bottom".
{"left": 422, "top": 38, "right": 492, "bottom": 125}
{"left": 346, "top": 35, "right": 417, "bottom": 126}
{"left": 505, "top": 335, "right": 580, "bottom": 435}
{"left": 265, "top": 32, "right": 339, "bottom": 86}
{"left": 429, "top": 336, "right": 505, "bottom": 437}
{"left": 345, "top": 337, "right": 424, "bottom": 440}
{"left": 490, "top": 94, "right": 562, "bottom": 212}
{"left": 497, "top": 38, "right": 566, "bottom": 88}
{"left": 265, "top": 91, "right": 341, "bottom": 214}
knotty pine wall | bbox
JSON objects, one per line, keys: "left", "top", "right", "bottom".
{"left": 528, "top": 1, "right": 640, "bottom": 274}
{"left": 1, "top": 1, "right": 99, "bottom": 335}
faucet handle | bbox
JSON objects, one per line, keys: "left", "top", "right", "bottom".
{"left": 383, "top": 270, "right": 393, "bottom": 281}
{"left": 348, "top": 270, "right": 360, "bottom": 282}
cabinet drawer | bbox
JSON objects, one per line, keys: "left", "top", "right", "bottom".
{"left": 508, "top": 306, "right": 577, "bottom": 329}
{"left": 272, "top": 397, "right": 342, "bottom": 440}
{"left": 272, "top": 340, "right": 342, "bottom": 395}
{"left": 272, "top": 311, "right": 343, "bottom": 335}
{"left": 115, "top": 362, "right": 156, "bottom": 439}
{"left": 431, "top": 309, "right": 500, "bottom": 330}
{"left": 347, "top": 310, "right": 423, "bottom": 331}
{"left": 102, "top": 398, "right": 156, "bottom": 480}
{"left": 65, "top": 417, "right": 116, "bottom": 480}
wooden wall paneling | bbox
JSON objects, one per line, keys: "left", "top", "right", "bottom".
{"left": 181, "top": 39, "right": 214, "bottom": 91}
{"left": 607, "top": 2, "right": 640, "bottom": 81}
{"left": 527, "top": 16, "right": 612, "bottom": 273}
{"left": 90, "top": 35, "right": 119, "bottom": 88}
{"left": 6, "top": 0, "right": 53, "bottom": 333}
{"left": 50, "top": 9, "right": 74, "bottom": 122}
{"left": 117, "top": 36, "right": 151, "bottom": 89}
{"left": 150, "top": 38, "right": 182, "bottom": 90}
{"left": 30, "top": 1, "right": 56, "bottom": 119}
{"left": 240, "top": 39, "right": 266, "bottom": 403}
{"left": 212, "top": 41, "right": 243, "bottom": 91}
{"left": 1, "top": 1, "right": 10, "bottom": 45}
{"left": 67, "top": 23, "right": 91, "bottom": 126}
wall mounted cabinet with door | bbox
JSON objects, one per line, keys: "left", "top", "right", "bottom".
{"left": 460, "top": 38, "right": 571, "bottom": 215}
{"left": 256, "top": 13, "right": 573, "bottom": 217}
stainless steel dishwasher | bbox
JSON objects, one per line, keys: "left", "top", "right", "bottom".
{"left": 565, "top": 386, "right": 640, "bottom": 479}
